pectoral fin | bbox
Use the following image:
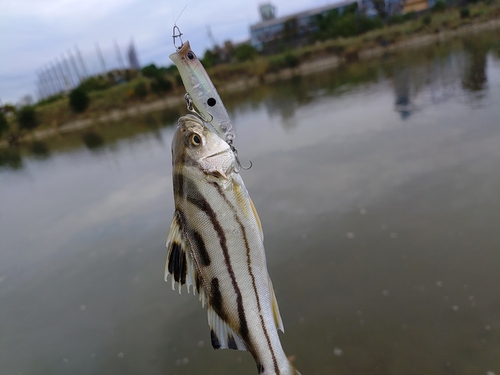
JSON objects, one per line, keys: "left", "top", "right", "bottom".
{"left": 165, "top": 212, "right": 206, "bottom": 303}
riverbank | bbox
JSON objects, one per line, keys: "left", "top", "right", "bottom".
{"left": 2, "top": 1, "right": 500, "bottom": 147}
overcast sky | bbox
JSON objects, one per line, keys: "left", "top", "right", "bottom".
{"left": 0, "top": 0, "right": 334, "bottom": 105}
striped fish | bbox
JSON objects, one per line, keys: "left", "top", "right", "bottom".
{"left": 165, "top": 115, "right": 301, "bottom": 375}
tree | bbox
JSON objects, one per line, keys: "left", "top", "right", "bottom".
{"left": 372, "top": 0, "right": 387, "bottom": 18}
{"left": 151, "top": 75, "right": 173, "bottom": 94}
{"left": 17, "top": 106, "right": 38, "bottom": 130}
{"left": 69, "top": 88, "right": 90, "bottom": 113}
{"left": 233, "top": 44, "right": 258, "bottom": 62}
{"left": 0, "top": 112, "right": 9, "bottom": 137}
{"left": 141, "top": 64, "right": 160, "bottom": 78}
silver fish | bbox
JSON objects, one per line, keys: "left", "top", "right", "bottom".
{"left": 169, "top": 40, "right": 236, "bottom": 144}
{"left": 165, "top": 115, "right": 301, "bottom": 375}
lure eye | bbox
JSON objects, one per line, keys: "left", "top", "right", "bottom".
{"left": 187, "top": 51, "right": 195, "bottom": 60}
{"left": 207, "top": 97, "right": 216, "bottom": 107}
{"left": 189, "top": 133, "right": 202, "bottom": 147}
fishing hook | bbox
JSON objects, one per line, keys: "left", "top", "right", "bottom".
{"left": 173, "top": 25, "right": 184, "bottom": 50}
{"left": 231, "top": 144, "right": 252, "bottom": 172}
{"left": 183, "top": 94, "right": 249, "bottom": 170}
{"left": 184, "top": 93, "right": 213, "bottom": 123}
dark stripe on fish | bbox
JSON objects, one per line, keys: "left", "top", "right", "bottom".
{"left": 174, "top": 173, "right": 250, "bottom": 345}
{"left": 210, "top": 278, "right": 226, "bottom": 321}
{"left": 211, "top": 181, "right": 280, "bottom": 375}
{"left": 192, "top": 230, "right": 211, "bottom": 266}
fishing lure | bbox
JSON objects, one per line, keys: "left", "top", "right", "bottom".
{"left": 170, "top": 25, "right": 236, "bottom": 145}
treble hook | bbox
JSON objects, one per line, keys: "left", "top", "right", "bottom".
{"left": 184, "top": 93, "right": 213, "bottom": 123}
{"left": 173, "top": 25, "right": 184, "bottom": 50}
{"left": 231, "top": 144, "right": 252, "bottom": 172}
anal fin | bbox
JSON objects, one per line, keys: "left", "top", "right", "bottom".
{"left": 208, "top": 307, "right": 247, "bottom": 351}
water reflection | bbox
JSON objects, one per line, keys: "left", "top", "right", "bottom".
{"left": 462, "top": 39, "right": 489, "bottom": 92}
{"left": 82, "top": 131, "right": 105, "bottom": 150}
{"left": 29, "top": 141, "right": 51, "bottom": 159}
{"left": 393, "top": 67, "right": 413, "bottom": 119}
{"left": 0, "top": 147, "right": 22, "bottom": 170}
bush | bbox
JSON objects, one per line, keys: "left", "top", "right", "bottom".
{"left": 17, "top": 106, "right": 38, "bottom": 130}
{"left": 460, "top": 7, "right": 470, "bottom": 18}
{"left": 422, "top": 14, "right": 432, "bottom": 25}
{"left": 69, "top": 88, "right": 90, "bottom": 113}
{"left": 0, "top": 112, "right": 9, "bottom": 136}
{"left": 134, "top": 81, "right": 148, "bottom": 99}
{"left": 151, "top": 76, "right": 173, "bottom": 94}
{"left": 284, "top": 52, "right": 300, "bottom": 68}
{"left": 78, "top": 76, "right": 110, "bottom": 93}
{"left": 432, "top": 0, "right": 447, "bottom": 12}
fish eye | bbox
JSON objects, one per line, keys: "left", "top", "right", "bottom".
{"left": 187, "top": 51, "right": 195, "bottom": 60}
{"left": 207, "top": 97, "right": 216, "bottom": 107}
{"left": 189, "top": 133, "right": 202, "bottom": 147}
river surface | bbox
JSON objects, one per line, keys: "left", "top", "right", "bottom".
{"left": 1, "top": 30, "right": 500, "bottom": 375}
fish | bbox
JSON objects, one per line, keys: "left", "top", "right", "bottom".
{"left": 165, "top": 114, "right": 301, "bottom": 375}
{"left": 169, "top": 40, "right": 236, "bottom": 145}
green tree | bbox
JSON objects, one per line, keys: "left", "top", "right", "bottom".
{"left": 234, "top": 44, "right": 258, "bottom": 62}
{"left": 17, "top": 106, "right": 38, "bottom": 130}
{"left": 432, "top": 0, "right": 447, "bottom": 12}
{"left": 0, "top": 112, "right": 9, "bottom": 137}
{"left": 202, "top": 49, "right": 220, "bottom": 68}
{"left": 151, "top": 75, "right": 173, "bottom": 94}
{"left": 141, "top": 64, "right": 160, "bottom": 78}
{"left": 69, "top": 88, "right": 90, "bottom": 113}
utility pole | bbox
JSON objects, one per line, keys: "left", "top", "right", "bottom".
{"left": 36, "top": 69, "right": 47, "bottom": 99}
{"left": 75, "top": 45, "right": 89, "bottom": 78}
{"left": 68, "top": 50, "right": 82, "bottom": 84}
{"left": 55, "top": 58, "right": 70, "bottom": 91}
{"left": 206, "top": 25, "right": 218, "bottom": 48}
{"left": 114, "top": 39, "right": 125, "bottom": 70}
{"left": 44, "top": 65, "right": 57, "bottom": 96}
{"left": 50, "top": 62, "right": 63, "bottom": 93}
{"left": 95, "top": 42, "right": 107, "bottom": 75}
{"left": 62, "top": 55, "right": 76, "bottom": 88}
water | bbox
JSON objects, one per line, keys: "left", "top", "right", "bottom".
{"left": 1, "top": 31, "right": 500, "bottom": 375}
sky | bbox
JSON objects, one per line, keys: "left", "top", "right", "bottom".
{"left": 0, "top": 0, "right": 334, "bottom": 105}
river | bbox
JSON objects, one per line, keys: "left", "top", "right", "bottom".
{"left": 1, "top": 30, "right": 500, "bottom": 375}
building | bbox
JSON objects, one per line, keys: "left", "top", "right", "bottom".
{"left": 250, "top": 1, "right": 359, "bottom": 51}
{"left": 402, "top": 0, "right": 434, "bottom": 13}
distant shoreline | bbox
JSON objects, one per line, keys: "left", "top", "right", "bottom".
{"left": 3, "top": 16, "right": 500, "bottom": 148}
